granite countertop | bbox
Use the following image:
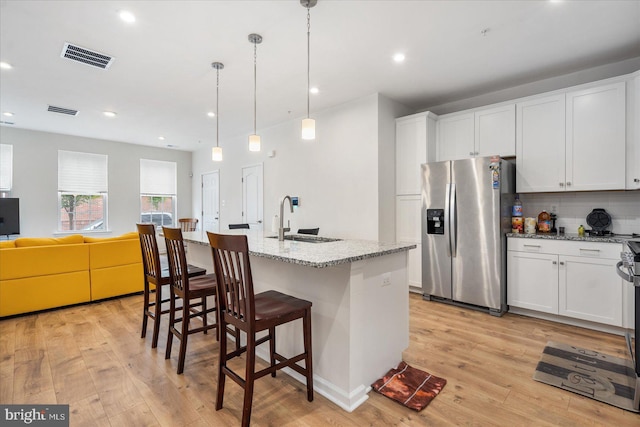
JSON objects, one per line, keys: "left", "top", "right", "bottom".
{"left": 182, "top": 230, "right": 416, "bottom": 268}
{"left": 506, "top": 232, "right": 637, "bottom": 244}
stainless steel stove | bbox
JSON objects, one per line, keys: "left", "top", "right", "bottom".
{"left": 616, "top": 240, "right": 640, "bottom": 410}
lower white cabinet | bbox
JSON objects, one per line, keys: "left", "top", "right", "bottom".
{"left": 396, "top": 195, "right": 422, "bottom": 290}
{"left": 507, "top": 238, "right": 625, "bottom": 327}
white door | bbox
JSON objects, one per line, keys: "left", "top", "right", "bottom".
{"left": 395, "top": 115, "right": 427, "bottom": 195}
{"left": 202, "top": 170, "right": 220, "bottom": 233}
{"left": 475, "top": 104, "right": 515, "bottom": 157}
{"left": 242, "top": 164, "right": 263, "bottom": 231}
{"left": 437, "top": 112, "right": 474, "bottom": 161}
{"left": 507, "top": 251, "right": 559, "bottom": 314}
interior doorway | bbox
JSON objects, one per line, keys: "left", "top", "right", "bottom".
{"left": 242, "top": 163, "right": 263, "bottom": 231}
{"left": 201, "top": 170, "right": 220, "bottom": 233}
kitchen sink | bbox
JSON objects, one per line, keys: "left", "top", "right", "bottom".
{"left": 267, "top": 235, "right": 342, "bottom": 243}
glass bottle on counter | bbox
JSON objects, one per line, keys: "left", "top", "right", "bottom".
{"left": 511, "top": 195, "right": 523, "bottom": 234}
{"left": 578, "top": 225, "right": 585, "bottom": 236}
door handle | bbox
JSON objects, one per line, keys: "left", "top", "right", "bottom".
{"left": 258, "top": 220, "right": 262, "bottom": 223}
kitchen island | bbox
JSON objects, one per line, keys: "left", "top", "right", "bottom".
{"left": 182, "top": 230, "right": 416, "bottom": 412}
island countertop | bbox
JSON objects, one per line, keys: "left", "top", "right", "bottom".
{"left": 182, "top": 230, "right": 416, "bottom": 269}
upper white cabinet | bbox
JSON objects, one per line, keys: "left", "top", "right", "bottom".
{"left": 516, "top": 94, "right": 566, "bottom": 193}
{"left": 516, "top": 81, "right": 626, "bottom": 193}
{"left": 437, "top": 104, "right": 515, "bottom": 161}
{"left": 627, "top": 73, "right": 640, "bottom": 190}
{"left": 395, "top": 112, "right": 437, "bottom": 195}
{"left": 566, "top": 82, "right": 626, "bottom": 191}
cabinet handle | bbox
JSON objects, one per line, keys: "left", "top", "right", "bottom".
{"left": 559, "top": 182, "right": 564, "bottom": 187}
{"left": 523, "top": 244, "right": 541, "bottom": 248}
{"left": 552, "top": 261, "right": 557, "bottom": 265}
{"left": 559, "top": 261, "right": 565, "bottom": 266}
{"left": 580, "top": 248, "right": 600, "bottom": 252}
{"left": 474, "top": 151, "right": 479, "bottom": 156}
{"left": 634, "top": 178, "right": 640, "bottom": 183}
{"left": 566, "top": 182, "right": 572, "bottom": 186}
{"left": 469, "top": 151, "right": 475, "bottom": 156}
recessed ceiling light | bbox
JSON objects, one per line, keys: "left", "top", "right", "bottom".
{"left": 309, "top": 87, "right": 319, "bottom": 94}
{"left": 103, "top": 111, "right": 117, "bottom": 117}
{"left": 207, "top": 112, "right": 215, "bottom": 117}
{"left": 3, "top": 112, "right": 14, "bottom": 117}
{"left": 393, "top": 53, "right": 405, "bottom": 63}
{"left": 119, "top": 10, "right": 136, "bottom": 23}
{"left": 0, "top": 62, "right": 12, "bottom": 70}
{"left": 158, "top": 136, "right": 165, "bottom": 140}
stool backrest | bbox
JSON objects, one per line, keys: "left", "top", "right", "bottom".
{"left": 163, "top": 227, "right": 190, "bottom": 294}
{"left": 207, "top": 232, "right": 255, "bottom": 328}
{"left": 179, "top": 218, "right": 198, "bottom": 232}
{"left": 137, "top": 223, "right": 163, "bottom": 282}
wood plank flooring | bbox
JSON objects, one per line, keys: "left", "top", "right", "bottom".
{"left": 1, "top": 293, "right": 638, "bottom": 426}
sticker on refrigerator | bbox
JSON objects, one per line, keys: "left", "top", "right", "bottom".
{"left": 489, "top": 161, "right": 500, "bottom": 189}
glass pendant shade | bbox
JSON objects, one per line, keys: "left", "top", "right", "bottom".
{"left": 248, "top": 134, "right": 261, "bottom": 152}
{"left": 212, "top": 146, "right": 223, "bottom": 162}
{"left": 301, "top": 118, "right": 315, "bottom": 140}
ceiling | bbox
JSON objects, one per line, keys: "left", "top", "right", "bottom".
{"left": 1, "top": 0, "right": 639, "bottom": 152}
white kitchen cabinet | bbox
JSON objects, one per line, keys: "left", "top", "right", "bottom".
{"left": 516, "top": 81, "right": 626, "bottom": 193}
{"left": 396, "top": 195, "right": 421, "bottom": 290}
{"left": 558, "top": 255, "right": 622, "bottom": 326}
{"left": 507, "top": 250, "right": 559, "bottom": 314}
{"left": 627, "top": 73, "right": 640, "bottom": 189}
{"left": 516, "top": 94, "right": 566, "bottom": 193}
{"left": 395, "top": 112, "right": 437, "bottom": 195}
{"left": 438, "top": 104, "right": 515, "bottom": 161}
{"left": 566, "top": 82, "right": 626, "bottom": 191}
{"left": 507, "top": 238, "right": 625, "bottom": 327}
{"left": 437, "top": 112, "right": 474, "bottom": 161}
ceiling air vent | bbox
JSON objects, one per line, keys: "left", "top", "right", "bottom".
{"left": 48, "top": 105, "right": 79, "bottom": 116}
{"left": 60, "top": 42, "right": 114, "bottom": 69}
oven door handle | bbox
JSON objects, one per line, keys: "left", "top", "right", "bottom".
{"left": 616, "top": 260, "right": 633, "bottom": 283}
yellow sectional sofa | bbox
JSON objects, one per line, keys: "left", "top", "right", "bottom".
{"left": 0, "top": 232, "right": 143, "bottom": 317}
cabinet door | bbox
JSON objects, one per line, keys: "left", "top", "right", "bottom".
{"left": 396, "top": 195, "right": 422, "bottom": 290}
{"left": 507, "top": 251, "right": 558, "bottom": 314}
{"left": 475, "top": 104, "right": 515, "bottom": 157}
{"left": 437, "top": 113, "right": 474, "bottom": 161}
{"left": 627, "top": 74, "right": 640, "bottom": 189}
{"left": 566, "top": 82, "right": 626, "bottom": 191}
{"left": 558, "top": 256, "right": 623, "bottom": 326}
{"left": 516, "top": 94, "right": 566, "bottom": 193}
{"left": 396, "top": 115, "right": 427, "bottom": 195}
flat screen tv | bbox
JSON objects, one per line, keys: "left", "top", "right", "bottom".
{"left": 0, "top": 198, "right": 20, "bottom": 236}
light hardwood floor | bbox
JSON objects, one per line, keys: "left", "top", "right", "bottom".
{"left": 1, "top": 292, "right": 637, "bottom": 426}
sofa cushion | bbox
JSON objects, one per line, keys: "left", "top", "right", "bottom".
{"left": 84, "top": 232, "right": 138, "bottom": 243}
{"left": 0, "top": 241, "right": 16, "bottom": 248}
{"left": 0, "top": 244, "right": 90, "bottom": 280}
{"left": 14, "top": 234, "right": 84, "bottom": 247}
{"left": 88, "top": 238, "right": 142, "bottom": 269}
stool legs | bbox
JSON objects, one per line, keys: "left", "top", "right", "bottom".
{"left": 303, "top": 308, "right": 314, "bottom": 401}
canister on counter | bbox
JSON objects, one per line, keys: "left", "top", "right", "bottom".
{"left": 511, "top": 217, "right": 524, "bottom": 234}
{"left": 524, "top": 217, "right": 536, "bottom": 234}
{"left": 537, "top": 211, "right": 551, "bottom": 233}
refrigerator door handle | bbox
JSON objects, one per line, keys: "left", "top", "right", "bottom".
{"left": 450, "top": 183, "right": 457, "bottom": 257}
{"left": 444, "top": 183, "right": 452, "bottom": 257}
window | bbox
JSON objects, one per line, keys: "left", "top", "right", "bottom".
{"left": 0, "top": 144, "right": 13, "bottom": 192}
{"left": 58, "top": 150, "right": 108, "bottom": 231}
{"left": 140, "top": 159, "right": 176, "bottom": 228}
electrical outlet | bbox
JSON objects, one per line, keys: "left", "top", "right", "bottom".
{"left": 551, "top": 205, "right": 557, "bottom": 213}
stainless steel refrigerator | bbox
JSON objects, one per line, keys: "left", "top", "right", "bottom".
{"left": 421, "top": 156, "right": 514, "bottom": 316}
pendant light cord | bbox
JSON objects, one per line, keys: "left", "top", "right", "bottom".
{"left": 306, "top": 5, "right": 311, "bottom": 119}
{"left": 254, "top": 41, "right": 257, "bottom": 134}
{"left": 216, "top": 68, "right": 219, "bottom": 148}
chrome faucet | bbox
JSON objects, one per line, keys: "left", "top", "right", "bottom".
{"left": 278, "top": 195, "right": 294, "bottom": 241}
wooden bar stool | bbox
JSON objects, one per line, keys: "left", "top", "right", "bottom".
{"left": 137, "top": 223, "right": 207, "bottom": 348}
{"left": 207, "top": 232, "right": 313, "bottom": 427}
{"left": 178, "top": 218, "right": 198, "bottom": 232}
{"left": 163, "top": 226, "right": 219, "bottom": 374}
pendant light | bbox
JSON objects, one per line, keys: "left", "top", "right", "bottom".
{"left": 211, "top": 62, "right": 224, "bottom": 161}
{"left": 301, "top": 0, "right": 317, "bottom": 140}
{"left": 248, "top": 33, "right": 263, "bottom": 152}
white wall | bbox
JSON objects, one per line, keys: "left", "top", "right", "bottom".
{"left": 1, "top": 127, "right": 193, "bottom": 238}
{"left": 192, "top": 93, "right": 410, "bottom": 241}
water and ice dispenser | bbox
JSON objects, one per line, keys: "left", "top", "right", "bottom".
{"left": 426, "top": 209, "right": 444, "bottom": 235}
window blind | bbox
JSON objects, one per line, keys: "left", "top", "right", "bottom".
{"left": 58, "top": 150, "right": 108, "bottom": 193}
{"left": 0, "top": 144, "right": 13, "bottom": 191}
{"left": 140, "top": 159, "right": 177, "bottom": 195}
